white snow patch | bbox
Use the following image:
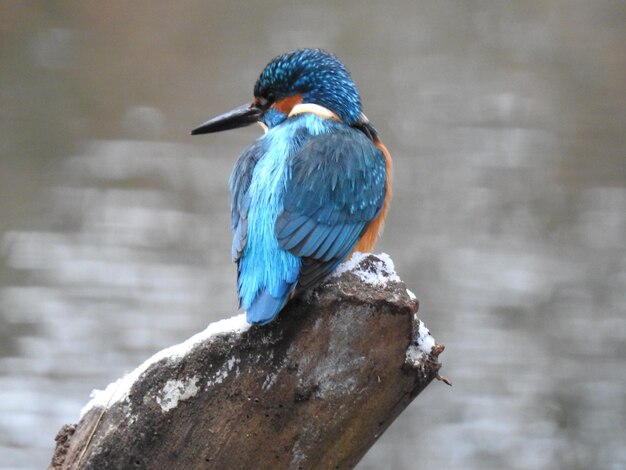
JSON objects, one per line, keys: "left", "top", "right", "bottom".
{"left": 290, "top": 442, "right": 307, "bottom": 467}
{"left": 262, "top": 372, "right": 278, "bottom": 390}
{"left": 156, "top": 376, "right": 200, "bottom": 413}
{"left": 208, "top": 373, "right": 225, "bottom": 386}
{"left": 405, "top": 318, "right": 436, "bottom": 365}
{"left": 262, "top": 352, "right": 286, "bottom": 390}
{"left": 333, "top": 252, "right": 401, "bottom": 286}
{"left": 207, "top": 355, "right": 240, "bottom": 387}
{"left": 406, "top": 288, "right": 417, "bottom": 300}
{"left": 415, "top": 318, "right": 436, "bottom": 355}
{"left": 81, "top": 313, "right": 250, "bottom": 417}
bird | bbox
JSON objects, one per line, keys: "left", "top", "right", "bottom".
{"left": 191, "top": 49, "right": 392, "bottom": 325}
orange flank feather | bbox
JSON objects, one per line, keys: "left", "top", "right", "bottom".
{"left": 351, "top": 139, "right": 393, "bottom": 254}
{"left": 274, "top": 94, "right": 303, "bottom": 114}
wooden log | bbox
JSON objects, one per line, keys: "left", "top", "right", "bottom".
{"left": 50, "top": 254, "right": 445, "bottom": 470}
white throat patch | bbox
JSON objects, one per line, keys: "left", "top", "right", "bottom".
{"left": 289, "top": 103, "right": 340, "bottom": 121}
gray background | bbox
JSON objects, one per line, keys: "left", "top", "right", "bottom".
{"left": 1, "top": 1, "right": 625, "bottom": 469}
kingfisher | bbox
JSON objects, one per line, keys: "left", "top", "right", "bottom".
{"left": 191, "top": 49, "right": 392, "bottom": 325}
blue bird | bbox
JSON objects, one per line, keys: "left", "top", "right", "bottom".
{"left": 191, "top": 49, "right": 392, "bottom": 324}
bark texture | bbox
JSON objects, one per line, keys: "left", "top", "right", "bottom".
{"left": 50, "top": 254, "right": 444, "bottom": 470}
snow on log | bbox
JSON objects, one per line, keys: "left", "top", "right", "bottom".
{"left": 50, "top": 253, "right": 445, "bottom": 470}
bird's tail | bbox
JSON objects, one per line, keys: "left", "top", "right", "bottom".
{"left": 245, "top": 288, "right": 291, "bottom": 325}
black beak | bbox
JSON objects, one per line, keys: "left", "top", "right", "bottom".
{"left": 190, "top": 103, "right": 263, "bottom": 135}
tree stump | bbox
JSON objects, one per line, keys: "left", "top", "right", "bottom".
{"left": 50, "top": 254, "right": 445, "bottom": 470}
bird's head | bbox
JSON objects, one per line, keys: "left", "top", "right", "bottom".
{"left": 191, "top": 49, "right": 362, "bottom": 135}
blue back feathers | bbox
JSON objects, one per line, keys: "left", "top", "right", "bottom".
{"left": 228, "top": 49, "right": 387, "bottom": 324}
{"left": 275, "top": 124, "right": 386, "bottom": 289}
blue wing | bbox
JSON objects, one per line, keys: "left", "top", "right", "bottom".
{"left": 275, "top": 127, "right": 387, "bottom": 289}
{"left": 229, "top": 140, "right": 264, "bottom": 265}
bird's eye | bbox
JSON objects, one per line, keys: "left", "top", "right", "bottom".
{"left": 267, "top": 93, "right": 276, "bottom": 102}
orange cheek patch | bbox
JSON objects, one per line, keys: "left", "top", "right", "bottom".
{"left": 273, "top": 94, "right": 303, "bottom": 114}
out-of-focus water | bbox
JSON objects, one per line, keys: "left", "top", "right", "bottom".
{"left": 1, "top": 2, "right": 625, "bottom": 469}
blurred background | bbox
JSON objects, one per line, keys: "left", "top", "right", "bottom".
{"left": 1, "top": 1, "right": 625, "bottom": 469}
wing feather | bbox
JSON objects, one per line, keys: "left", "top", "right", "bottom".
{"left": 229, "top": 140, "right": 264, "bottom": 263}
{"left": 275, "top": 127, "right": 386, "bottom": 289}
